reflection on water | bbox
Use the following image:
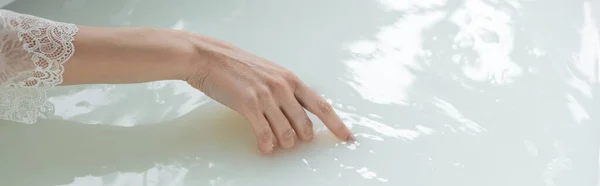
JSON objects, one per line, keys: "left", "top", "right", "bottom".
{"left": 0, "top": 0, "right": 599, "bottom": 186}
{"left": 49, "top": 81, "right": 209, "bottom": 126}
{"left": 64, "top": 164, "right": 189, "bottom": 186}
{"left": 343, "top": 10, "right": 445, "bottom": 105}
{"left": 449, "top": 0, "right": 522, "bottom": 84}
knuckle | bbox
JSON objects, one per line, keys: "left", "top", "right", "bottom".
{"left": 255, "top": 86, "right": 272, "bottom": 100}
{"left": 242, "top": 89, "right": 258, "bottom": 100}
{"left": 318, "top": 100, "right": 334, "bottom": 115}
{"left": 241, "top": 92, "right": 260, "bottom": 109}
{"left": 267, "top": 77, "right": 288, "bottom": 90}
{"left": 305, "top": 118, "right": 313, "bottom": 128}
{"left": 304, "top": 119, "right": 314, "bottom": 136}
{"left": 281, "top": 71, "right": 300, "bottom": 84}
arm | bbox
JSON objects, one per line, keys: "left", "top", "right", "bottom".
{"left": 62, "top": 26, "right": 197, "bottom": 85}
{"left": 0, "top": 10, "right": 353, "bottom": 154}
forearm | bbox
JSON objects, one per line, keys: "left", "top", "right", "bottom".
{"left": 61, "top": 26, "right": 199, "bottom": 85}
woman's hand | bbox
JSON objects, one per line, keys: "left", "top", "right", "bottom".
{"left": 185, "top": 35, "right": 354, "bottom": 154}
{"left": 60, "top": 26, "right": 353, "bottom": 154}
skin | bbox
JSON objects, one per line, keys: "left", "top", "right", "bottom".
{"left": 61, "top": 26, "right": 355, "bottom": 154}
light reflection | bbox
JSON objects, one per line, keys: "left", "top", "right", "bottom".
{"left": 339, "top": 164, "right": 354, "bottom": 169}
{"left": 337, "top": 110, "right": 421, "bottom": 140}
{"left": 565, "top": 67, "right": 593, "bottom": 98}
{"left": 171, "top": 19, "right": 187, "bottom": 30}
{"left": 113, "top": 110, "right": 141, "bottom": 127}
{"left": 449, "top": 0, "right": 522, "bottom": 84}
{"left": 50, "top": 85, "right": 120, "bottom": 120}
{"left": 356, "top": 167, "right": 389, "bottom": 182}
{"left": 60, "top": 164, "right": 189, "bottom": 186}
{"left": 48, "top": 80, "right": 208, "bottom": 125}
{"left": 566, "top": 93, "right": 590, "bottom": 123}
{"left": 343, "top": 140, "right": 360, "bottom": 150}
{"left": 432, "top": 97, "right": 486, "bottom": 134}
{"left": 574, "top": 1, "right": 600, "bottom": 84}
{"left": 344, "top": 11, "right": 446, "bottom": 105}
{"left": 301, "top": 158, "right": 315, "bottom": 171}
{"left": 415, "top": 125, "right": 435, "bottom": 135}
{"left": 356, "top": 133, "right": 385, "bottom": 141}
{"left": 367, "top": 113, "right": 382, "bottom": 119}
{"left": 528, "top": 47, "right": 547, "bottom": 57}
{"left": 543, "top": 141, "right": 573, "bottom": 186}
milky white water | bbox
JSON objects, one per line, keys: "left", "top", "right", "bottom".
{"left": 0, "top": 0, "right": 599, "bottom": 185}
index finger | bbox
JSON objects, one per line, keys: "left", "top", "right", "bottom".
{"left": 294, "top": 84, "right": 354, "bottom": 141}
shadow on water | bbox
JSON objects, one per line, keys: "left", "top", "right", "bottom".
{"left": 0, "top": 101, "right": 261, "bottom": 186}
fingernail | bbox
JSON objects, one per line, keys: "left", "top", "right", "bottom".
{"left": 347, "top": 135, "right": 356, "bottom": 142}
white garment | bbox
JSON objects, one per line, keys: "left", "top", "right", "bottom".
{"left": 0, "top": 9, "right": 79, "bottom": 124}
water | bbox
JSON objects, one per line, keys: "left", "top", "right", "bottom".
{"left": 0, "top": 0, "right": 599, "bottom": 185}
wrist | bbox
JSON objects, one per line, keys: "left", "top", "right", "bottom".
{"left": 177, "top": 32, "right": 220, "bottom": 85}
{"left": 155, "top": 29, "right": 205, "bottom": 82}
{"left": 168, "top": 31, "right": 235, "bottom": 87}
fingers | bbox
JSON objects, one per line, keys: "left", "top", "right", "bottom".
{"left": 279, "top": 95, "right": 314, "bottom": 141}
{"left": 243, "top": 72, "right": 351, "bottom": 154}
{"left": 294, "top": 84, "right": 353, "bottom": 142}
{"left": 246, "top": 114, "right": 276, "bottom": 154}
{"left": 264, "top": 105, "right": 296, "bottom": 148}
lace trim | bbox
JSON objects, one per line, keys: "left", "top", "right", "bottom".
{"left": 0, "top": 10, "right": 79, "bottom": 124}
{"left": 0, "top": 88, "right": 54, "bottom": 124}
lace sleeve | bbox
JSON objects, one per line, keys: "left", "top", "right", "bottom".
{"left": 0, "top": 9, "right": 78, "bottom": 124}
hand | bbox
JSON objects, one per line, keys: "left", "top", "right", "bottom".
{"left": 185, "top": 35, "right": 354, "bottom": 154}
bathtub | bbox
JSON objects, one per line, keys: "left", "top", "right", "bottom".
{"left": 0, "top": 0, "right": 599, "bottom": 185}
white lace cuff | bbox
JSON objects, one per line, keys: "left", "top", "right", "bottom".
{"left": 0, "top": 9, "right": 79, "bottom": 124}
